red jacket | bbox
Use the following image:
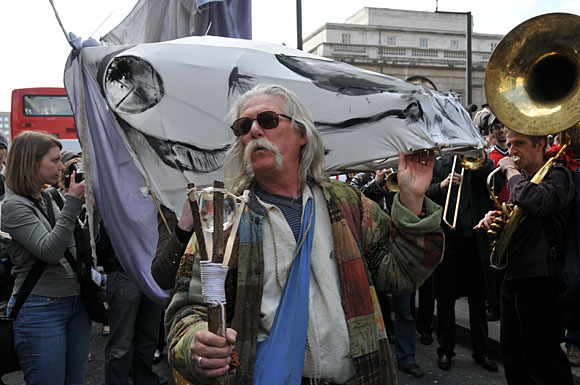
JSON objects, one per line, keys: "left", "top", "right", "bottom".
{"left": 489, "top": 146, "right": 510, "bottom": 204}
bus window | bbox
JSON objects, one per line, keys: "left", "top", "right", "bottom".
{"left": 23, "top": 95, "right": 73, "bottom": 117}
{"left": 11, "top": 88, "right": 80, "bottom": 152}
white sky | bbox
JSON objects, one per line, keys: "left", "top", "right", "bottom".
{"left": 0, "top": 0, "right": 578, "bottom": 112}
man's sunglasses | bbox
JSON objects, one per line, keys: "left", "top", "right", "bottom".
{"left": 230, "top": 111, "right": 295, "bottom": 137}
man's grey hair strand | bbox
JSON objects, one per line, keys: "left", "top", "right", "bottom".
{"left": 223, "top": 84, "right": 328, "bottom": 195}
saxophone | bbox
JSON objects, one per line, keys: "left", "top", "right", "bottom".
{"left": 487, "top": 146, "right": 567, "bottom": 269}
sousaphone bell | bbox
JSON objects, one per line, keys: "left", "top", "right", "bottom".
{"left": 485, "top": 12, "right": 580, "bottom": 269}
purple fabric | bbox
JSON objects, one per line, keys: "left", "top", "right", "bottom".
{"left": 83, "top": 68, "right": 164, "bottom": 302}
{"left": 197, "top": 0, "right": 252, "bottom": 39}
{"left": 65, "top": 54, "right": 167, "bottom": 305}
{"left": 101, "top": 0, "right": 251, "bottom": 45}
{"left": 63, "top": 0, "right": 252, "bottom": 305}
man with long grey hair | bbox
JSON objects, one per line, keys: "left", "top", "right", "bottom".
{"left": 163, "top": 84, "right": 445, "bottom": 385}
{"left": 223, "top": 84, "right": 327, "bottom": 196}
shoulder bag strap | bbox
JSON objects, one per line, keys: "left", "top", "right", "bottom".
{"left": 7, "top": 194, "right": 53, "bottom": 319}
{"left": 40, "top": 191, "right": 56, "bottom": 227}
{"left": 40, "top": 191, "right": 83, "bottom": 281}
{"left": 46, "top": 187, "right": 64, "bottom": 210}
{"left": 27, "top": 191, "right": 54, "bottom": 226}
{"left": 27, "top": 191, "right": 81, "bottom": 282}
{"left": 8, "top": 259, "right": 47, "bottom": 320}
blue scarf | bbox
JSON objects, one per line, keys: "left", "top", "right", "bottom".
{"left": 253, "top": 192, "right": 315, "bottom": 385}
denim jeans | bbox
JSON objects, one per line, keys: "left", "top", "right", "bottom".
{"left": 392, "top": 293, "right": 417, "bottom": 366}
{"left": 105, "top": 270, "right": 162, "bottom": 385}
{"left": 7, "top": 294, "right": 91, "bottom": 385}
{"left": 566, "top": 329, "right": 580, "bottom": 349}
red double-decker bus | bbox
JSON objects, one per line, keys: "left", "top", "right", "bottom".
{"left": 10, "top": 87, "right": 81, "bottom": 152}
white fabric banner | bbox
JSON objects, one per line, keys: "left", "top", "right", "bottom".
{"left": 83, "top": 35, "right": 485, "bottom": 214}
{"left": 66, "top": 36, "right": 485, "bottom": 304}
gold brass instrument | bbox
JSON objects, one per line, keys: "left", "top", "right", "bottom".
{"left": 487, "top": 147, "right": 568, "bottom": 269}
{"left": 382, "top": 152, "right": 485, "bottom": 200}
{"left": 486, "top": 155, "right": 520, "bottom": 210}
{"left": 442, "top": 154, "right": 486, "bottom": 230}
{"left": 385, "top": 168, "right": 399, "bottom": 192}
{"left": 486, "top": 13, "right": 580, "bottom": 136}
{"left": 485, "top": 12, "right": 580, "bottom": 269}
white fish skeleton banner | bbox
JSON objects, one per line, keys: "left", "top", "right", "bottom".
{"left": 81, "top": 35, "right": 485, "bottom": 214}
{"left": 66, "top": 36, "right": 484, "bottom": 304}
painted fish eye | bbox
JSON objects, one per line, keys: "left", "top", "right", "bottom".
{"left": 104, "top": 56, "right": 164, "bottom": 114}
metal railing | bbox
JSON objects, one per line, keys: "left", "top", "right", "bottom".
{"left": 321, "top": 42, "right": 492, "bottom": 63}
{"left": 332, "top": 44, "right": 367, "bottom": 54}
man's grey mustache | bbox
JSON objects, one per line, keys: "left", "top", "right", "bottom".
{"left": 244, "top": 138, "right": 283, "bottom": 173}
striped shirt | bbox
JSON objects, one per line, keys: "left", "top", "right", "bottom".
{"left": 255, "top": 184, "right": 302, "bottom": 241}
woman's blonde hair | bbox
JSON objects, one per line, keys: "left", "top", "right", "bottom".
{"left": 223, "top": 84, "right": 327, "bottom": 195}
{"left": 5, "top": 131, "right": 62, "bottom": 196}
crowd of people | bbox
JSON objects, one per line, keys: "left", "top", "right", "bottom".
{"left": 0, "top": 133, "right": 166, "bottom": 385}
{"left": 0, "top": 82, "right": 578, "bottom": 385}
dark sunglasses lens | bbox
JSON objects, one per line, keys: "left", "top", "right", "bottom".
{"left": 232, "top": 117, "right": 252, "bottom": 136}
{"left": 257, "top": 112, "right": 280, "bottom": 129}
{"left": 231, "top": 112, "right": 283, "bottom": 136}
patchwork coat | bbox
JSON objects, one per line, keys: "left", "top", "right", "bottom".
{"left": 165, "top": 180, "right": 444, "bottom": 385}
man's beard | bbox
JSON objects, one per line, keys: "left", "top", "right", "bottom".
{"left": 243, "top": 138, "right": 283, "bottom": 176}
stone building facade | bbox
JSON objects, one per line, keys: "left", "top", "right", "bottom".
{"left": 303, "top": 7, "right": 504, "bottom": 109}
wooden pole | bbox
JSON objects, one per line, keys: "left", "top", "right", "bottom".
{"left": 187, "top": 182, "right": 208, "bottom": 261}
{"left": 149, "top": 188, "right": 171, "bottom": 235}
{"left": 208, "top": 181, "right": 229, "bottom": 385}
{"left": 212, "top": 181, "right": 225, "bottom": 265}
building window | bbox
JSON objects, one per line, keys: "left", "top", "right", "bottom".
{"left": 419, "top": 38, "right": 428, "bottom": 48}
{"left": 387, "top": 36, "right": 396, "bottom": 46}
{"left": 342, "top": 33, "right": 351, "bottom": 44}
{"left": 491, "top": 42, "right": 497, "bottom": 52}
{"left": 450, "top": 40, "right": 459, "bottom": 50}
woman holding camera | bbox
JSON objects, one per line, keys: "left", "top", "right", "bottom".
{"left": 2, "top": 131, "right": 91, "bottom": 385}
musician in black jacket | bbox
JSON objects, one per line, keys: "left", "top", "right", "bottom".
{"left": 477, "top": 129, "right": 574, "bottom": 384}
{"left": 426, "top": 155, "right": 502, "bottom": 372}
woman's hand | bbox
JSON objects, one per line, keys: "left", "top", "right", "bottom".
{"left": 190, "top": 328, "right": 237, "bottom": 377}
{"left": 67, "top": 171, "right": 85, "bottom": 199}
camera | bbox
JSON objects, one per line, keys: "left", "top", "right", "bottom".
{"left": 64, "top": 162, "right": 84, "bottom": 188}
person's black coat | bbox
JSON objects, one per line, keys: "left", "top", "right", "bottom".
{"left": 426, "top": 156, "right": 505, "bottom": 297}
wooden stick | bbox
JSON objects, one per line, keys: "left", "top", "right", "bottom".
{"left": 208, "top": 181, "right": 229, "bottom": 385}
{"left": 187, "top": 182, "right": 208, "bottom": 261}
{"left": 223, "top": 190, "right": 249, "bottom": 268}
{"left": 212, "top": 181, "right": 225, "bottom": 264}
{"left": 48, "top": 0, "right": 71, "bottom": 43}
{"left": 149, "top": 188, "right": 171, "bottom": 235}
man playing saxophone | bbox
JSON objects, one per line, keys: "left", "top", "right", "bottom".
{"left": 475, "top": 128, "right": 574, "bottom": 384}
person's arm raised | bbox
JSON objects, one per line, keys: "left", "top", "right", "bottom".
{"left": 396, "top": 150, "right": 435, "bottom": 216}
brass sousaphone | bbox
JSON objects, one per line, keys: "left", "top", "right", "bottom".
{"left": 486, "top": 12, "right": 580, "bottom": 269}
